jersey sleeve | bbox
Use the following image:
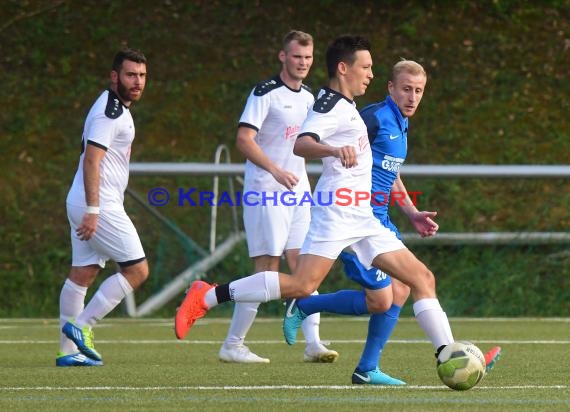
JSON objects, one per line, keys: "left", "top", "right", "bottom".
{"left": 299, "top": 109, "right": 339, "bottom": 143}
{"left": 85, "top": 112, "right": 116, "bottom": 149}
{"left": 366, "top": 113, "right": 382, "bottom": 144}
{"left": 360, "top": 104, "right": 383, "bottom": 145}
{"left": 238, "top": 88, "right": 271, "bottom": 131}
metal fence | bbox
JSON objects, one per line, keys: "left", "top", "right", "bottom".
{"left": 124, "top": 160, "right": 570, "bottom": 316}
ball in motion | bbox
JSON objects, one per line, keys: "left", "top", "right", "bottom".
{"left": 437, "top": 341, "right": 486, "bottom": 391}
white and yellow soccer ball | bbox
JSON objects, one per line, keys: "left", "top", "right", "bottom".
{"left": 436, "top": 341, "right": 486, "bottom": 391}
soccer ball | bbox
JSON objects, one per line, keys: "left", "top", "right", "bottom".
{"left": 437, "top": 341, "right": 486, "bottom": 391}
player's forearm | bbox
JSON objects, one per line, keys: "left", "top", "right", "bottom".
{"left": 237, "top": 138, "right": 279, "bottom": 175}
{"left": 398, "top": 194, "right": 418, "bottom": 218}
{"left": 293, "top": 136, "right": 335, "bottom": 160}
{"left": 393, "top": 176, "right": 418, "bottom": 217}
{"left": 83, "top": 157, "right": 101, "bottom": 207}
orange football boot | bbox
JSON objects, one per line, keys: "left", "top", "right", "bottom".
{"left": 175, "top": 280, "right": 216, "bottom": 339}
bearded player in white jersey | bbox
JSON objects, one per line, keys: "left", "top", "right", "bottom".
{"left": 57, "top": 48, "right": 148, "bottom": 367}
{"left": 217, "top": 30, "right": 338, "bottom": 364}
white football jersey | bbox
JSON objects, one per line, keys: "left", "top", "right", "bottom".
{"left": 66, "top": 89, "right": 135, "bottom": 210}
{"left": 300, "top": 87, "right": 379, "bottom": 240}
{"left": 239, "top": 76, "right": 313, "bottom": 194}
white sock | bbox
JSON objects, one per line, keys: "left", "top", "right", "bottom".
{"left": 302, "top": 290, "right": 321, "bottom": 345}
{"left": 59, "top": 279, "right": 87, "bottom": 354}
{"left": 204, "top": 271, "right": 281, "bottom": 308}
{"left": 76, "top": 273, "right": 133, "bottom": 327}
{"left": 413, "top": 298, "right": 454, "bottom": 349}
{"left": 223, "top": 302, "right": 260, "bottom": 347}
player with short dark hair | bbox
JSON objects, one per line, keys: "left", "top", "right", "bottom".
{"left": 57, "top": 48, "right": 149, "bottom": 367}
{"left": 175, "top": 35, "right": 495, "bottom": 381}
{"left": 284, "top": 59, "right": 432, "bottom": 384}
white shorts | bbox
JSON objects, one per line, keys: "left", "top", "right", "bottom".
{"left": 243, "top": 200, "right": 310, "bottom": 257}
{"left": 67, "top": 204, "right": 146, "bottom": 268}
{"left": 300, "top": 225, "right": 405, "bottom": 268}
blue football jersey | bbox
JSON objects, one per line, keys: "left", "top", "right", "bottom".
{"left": 359, "top": 96, "right": 409, "bottom": 218}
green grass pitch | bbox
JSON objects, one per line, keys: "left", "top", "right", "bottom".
{"left": 1, "top": 316, "right": 568, "bottom": 411}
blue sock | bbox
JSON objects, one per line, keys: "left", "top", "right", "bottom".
{"left": 357, "top": 304, "right": 401, "bottom": 372}
{"left": 297, "top": 290, "right": 369, "bottom": 316}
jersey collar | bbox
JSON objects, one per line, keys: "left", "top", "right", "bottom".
{"left": 386, "top": 95, "right": 408, "bottom": 133}
{"left": 276, "top": 74, "right": 306, "bottom": 93}
{"left": 107, "top": 88, "right": 129, "bottom": 109}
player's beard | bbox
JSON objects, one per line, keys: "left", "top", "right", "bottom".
{"left": 117, "top": 78, "right": 142, "bottom": 104}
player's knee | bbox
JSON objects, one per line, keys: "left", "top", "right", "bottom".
{"left": 121, "top": 260, "right": 149, "bottom": 289}
{"left": 299, "top": 283, "right": 317, "bottom": 297}
{"left": 424, "top": 268, "right": 436, "bottom": 290}
{"left": 392, "top": 281, "right": 411, "bottom": 305}
{"left": 140, "top": 267, "right": 150, "bottom": 284}
{"left": 135, "top": 260, "right": 150, "bottom": 280}
{"left": 291, "top": 279, "right": 319, "bottom": 297}
{"left": 68, "top": 265, "right": 100, "bottom": 287}
{"left": 366, "top": 291, "right": 393, "bottom": 313}
{"left": 139, "top": 268, "right": 150, "bottom": 283}
{"left": 416, "top": 267, "right": 436, "bottom": 295}
{"left": 367, "top": 299, "right": 392, "bottom": 313}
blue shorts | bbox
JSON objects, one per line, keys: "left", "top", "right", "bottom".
{"left": 339, "top": 214, "right": 401, "bottom": 290}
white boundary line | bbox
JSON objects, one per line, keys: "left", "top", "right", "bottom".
{"left": 1, "top": 385, "right": 568, "bottom": 391}
{"left": 1, "top": 339, "right": 569, "bottom": 345}
{"left": 0, "top": 317, "right": 569, "bottom": 323}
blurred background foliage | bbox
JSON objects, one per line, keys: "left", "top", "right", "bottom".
{"left": 0, "top": 0, "right": 568, "bottom": 317}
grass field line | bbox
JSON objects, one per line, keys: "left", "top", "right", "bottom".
{"left": 1, "top": 338, "right": 569, "bottom": 345}
{"left": 0, "top": 317, "right": 569, "bottom": 324}
{"left": 1, "top": 384, "right": 568, "bottom": 391}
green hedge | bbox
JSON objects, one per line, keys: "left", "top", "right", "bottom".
{"left": 1, "top": 1, "right": 568, "bottom": 317}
